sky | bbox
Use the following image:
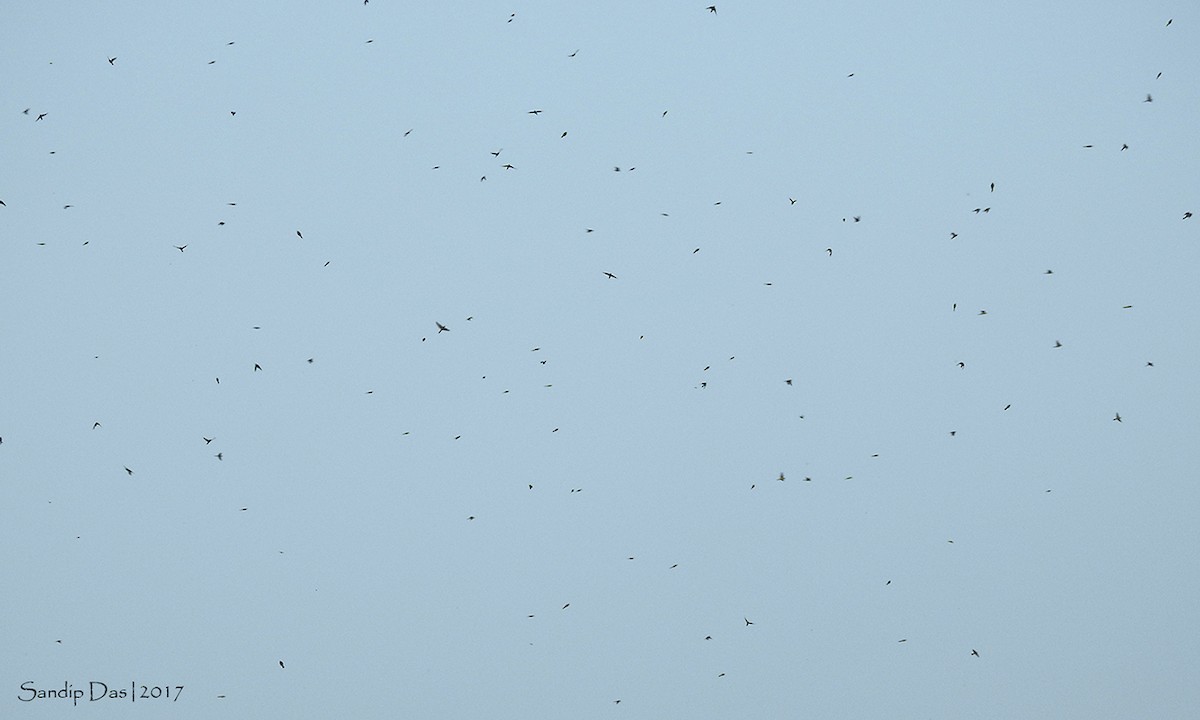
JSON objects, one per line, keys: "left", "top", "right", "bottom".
{"left": 2, "top": 2, "right": 1198, "bottom": 718}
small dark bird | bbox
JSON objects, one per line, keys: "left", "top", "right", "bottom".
{"left": 1146, "top": 362, "right": 1154, "bottom": 367}
{"left": 958, "top": 362, "right": 965, "bottom": 368}
{"left": 1121, "top": 144, "right": 1129, "bottom": 150}
{"left": 215, "top": 453, "right": 223, "bottom": 461}
{"left": 203, "top": 437, "right": 214, "bottom": 444}
{"left": 174, "top": 245, "right": 187, "bottom": 252}
{"left": 568, "top": 50, "right": 578, "bottom": 57}
{"left": 1083, "top": 145, "right": 1093, "bottom": 148}
{"left": 971, "top": 649, "right": 980, "bottom": 657}
{"left": 1145, "top": 94, "right": 1153, "bottom": 102}
{"left": 561, "top": 131, "right": 567, "bottom": 138}
{"left": 950, "top": 232, "right": 958, "bottom": 239}
{"left": 93, "top": 422, "right": 101, "bottom": 429}
{"left": 603, "top": 272, "right": 617, "bottom": 279}
{"left": 562, "top": 603, "right": 570, "bottom": 609}
{"left": 949, "top": 431, "right": 956, "bottom": 437}
{"left": 744, "top": 617, "right": 753, "bottom": 626}
{"left": 36, "top": 113, "right": 47, "bottom": 121}
{"left": 1044, "top": 269, "right": 1054, "bottom": 274}
{"left": 778, "top": 473, "right": 785, "bottom": 482}
{"left": 1054, "top": 340, "right": 1063, "bottom": 348}
{"left": 1113, "top": 413, "right": 1122, "bottom": 422}
{"left": 125, "top": 467, "right": 133, "bottom": 475}
{"left": 22, "top": 108, "right": 30, "bottom": 114}
{"left": 108, "top": 57, "right": 116, "bottom": 65}
{"left": 1166, "top": 18, "right": 1172, "bottom": 26}
{"left": 490, "top": 149, "right": 502, "bottom": 157}
{"left": 785, "top": 379, "right": 792, "bottom": 385}
{"left": 502, "top": 164, "right": 514, "bottom": 170}
{"left": 279, "top": 661, "right": 285, "bottom": 668}
{"left": 253, "top": 363, "right": 262, "bottom": 371}
{"left": 296, "top": 230, "right": 303, "bottom": 239}
{"left": 789, "top": 198, "right": 796, "bottom": 204}
{"left": 826, "top": 248, "right": 832, "bottom": 256}
{"left": 990, "top": 182, "right": 995, "bottom": 192}
{"left": 1184, "top": 212, "right": 1193, "bottom": 220}
{"left": 230, "top": 111, "right": 236, "bottom": 116}
{"left": 978, "top": 310, "right": 987, "bottom": 315}
{"left": 436, "top": 322, "right": 449, "bottom": 333}
{"left": 707, "top": 5, "right": 717, "bottom": 12}
{"left": 528, "top": 109, "right": 542, "bottom": 115}
{"left": 853, "top": 215, "right": 861, "bottom": 222}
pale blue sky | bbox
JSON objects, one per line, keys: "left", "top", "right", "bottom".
{"left": 3, "top": 2, "right": 1198, "bottom": 718}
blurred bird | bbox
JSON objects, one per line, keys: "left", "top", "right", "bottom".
{"left": 436, "top": 322, "right": 449, "bottom": 333}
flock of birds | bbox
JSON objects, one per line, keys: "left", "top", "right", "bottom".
{"left": 4, "top": 5, "right": 1194, "bottom": 716}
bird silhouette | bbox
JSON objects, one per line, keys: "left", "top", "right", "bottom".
{"left": 971, "top": 649, "right": 980, "bottom": 657}
{"left": 108, "top": 57, "right": 116, "bottom": 65}
{"left": 296, "top": 230, "right": 303, "bottom": 239}
{"left": 174, "top": 245, "right": 187, "bottom": 252}
{"left": 603, "top": 272, "right": 617, "bottom": 279}
{"left": 124, "top": 467, "right": 133, "bottom": 475}
{"left": 708, "top": 5, "right": 717, "bottom": 13}
{"left": 203, "top": 437, "right": 214, "bottom": 444}
{"left": 36, "top": 113, "right": 47, "bottom": 121}
{"left": 436, "top": 322, "right": 449, "bottom": 333}
{"left": 1113, "top": 413, "right": 1122, "bottom": 422}
{"left": 1145, "top": 94, "right": 1153, "bottom": 103}
{"left": 744, "top": 617, "right": 753, "bottom": 626}
{"left": 253, "top": 363, "right": 262, "bottom": 371}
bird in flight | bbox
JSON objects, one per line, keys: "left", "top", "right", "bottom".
{"left": 279, "top": 661, "right": 285, "bottom": 669}
{"left": 36, "top": 113, "right": 47, "bottom": 121}
{"left": 971, "top": 649, "right": 980, "bottom": 657}
{"left": 1054, "top": 340, "right": 1063, "bottom": 348}
{"left": 174, "top": 245, "right": 187, "bottom": 252}
{"left": 124, "top": 467, "right": 133, "bottom": 476}
{"left": 253, "top": 363, "right": 262, "bottom": 371}
{"left": 93, "top": 422, "right": 101, "bottom": 429}
{"left": 744, "top": 617, "right": 754, "bottom": 626}
{"left": 203, "top": 437, "right": 214, "bottom": 444}
{"left": 708, "top": 5, "right": 717, "bottom": 12}
{"left": 1145, "top": 94, "right": 1153, "bottom": 103}
{"left": 108, "top": 57, "right": 117, "bottom": 65}
{"left": 603, "top": 272, "right": 617, "bottom": 279}
{"left": 528, "top": 109, "right": 542, "bottom": 115}
{"left": 1183, "top": 212, "right": 1192, "bottom": 220}
{"left": 1113, "top": 412, "right": 1122, "bottom": 422}
{"left": 296, "top": 230, "right": 303, "bottom": 239}
{"left": 436, "top": 322, "right": 449, "bottom": 333}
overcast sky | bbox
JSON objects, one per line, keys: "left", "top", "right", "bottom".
{"left": 3, "top": 2, "right": 1198, "bottom": 718}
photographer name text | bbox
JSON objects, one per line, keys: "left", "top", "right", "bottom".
{"left": 18, "top": 681, "right": 183, "bottom": 706}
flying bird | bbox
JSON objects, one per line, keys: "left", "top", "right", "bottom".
{"left": 36, "top": 113, "right": 47, "bottom": 121}
{"left": 1145, "top": 94, "right": 1153, "bottom": 102}
{"left": 253, "top": 363, "right": 262, "bottom": 371}
{"left": 971, "top": 649, "right": 980, "bottom": 657}
{"left": 108, "top": 57, "right": 116, "bottom": 65}
{"left": 1054, "top": 340, "right": 1063, "bottom": 348}
{"left": 296, "top": 230, "right": 303, "bottom": 239}
{"left": 603, "top": 272, "right": 617, "bottom": 279}
{"left": 1113, "top": 413, "right": 1122, "bottom": 422}
{"left": 436, "top": 322, "right": 449, "bottom": 333}
{"left": 279, "top": 661, "right": 285, "bottom": 669}
{"left": 203, "top": 437, "right": 214, "bottom": 444}
{"left": 707, "top": 5, "right": 717, "bottom": 13}
{"left": 1184, "top": 212, "right": 1192, "bottom": 220}
{"left": 744, "top": 617, "right": 754, "bottom": 626}
{"left": 124, "top": 467, "right": 133, "bottom": 476}
{"left": 174, "top": 245, "right": 187, "bottom": 252}
{"left": 527, "top": 109, "right": 542, "bottom": 115}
